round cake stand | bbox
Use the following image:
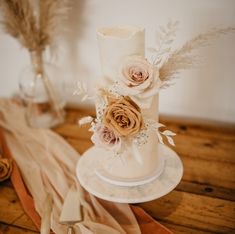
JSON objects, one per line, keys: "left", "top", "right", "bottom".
{"left": 76, "top": 145, "right": 183, "bottom": 203}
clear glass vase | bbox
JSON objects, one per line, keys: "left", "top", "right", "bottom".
{"left": 19, "top": 62, "right": 66, "bottom": 128}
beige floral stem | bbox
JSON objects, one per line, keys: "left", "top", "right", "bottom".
{"left": 31, "top": 51, "right": 64, "bottom": 123}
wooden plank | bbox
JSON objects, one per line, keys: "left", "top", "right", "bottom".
{"left": 176, "top": 181, "right": 235, "bottom": 201}
{"left": 66, "top": 137, "right": 93, "bottom": 155}
{"left": 161, "top": 222, "right": 214, "bottom": 234}
{"left": 160, "top": 117, "right": 235, "bottom": 142}
{"left": 65, "top": 107, "right": 95, "bottom": 123}
{"left": 54, "top": 123, "right": 92, "bottom": 141}
{"left": 174, "top": 135, "right": 235, "bottom": 163}
{"left": 139, "top": 190, "right": 235, "bottom": 233}
{"left": 13, "top": 214, "right": 38, "bottom": 232}
{"left": 0, "top": 186, "right": 37, "bottom": 232}
{"left": 0, "top": 222, "right": 214, "bottom": 234}
{"left": 0, "top": 222, "right": 38, "bottom": 234}
{"left": 180, "top": 155, "right": 235, "bottom": 189}
{"left": 0, "top": 185, "right": 24, "bottom": 225}
{"left": 1, "top": 182, "right": 235, "bottom": 233}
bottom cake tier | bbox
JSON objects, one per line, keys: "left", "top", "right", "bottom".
{"left": 97, "top": 131, "right": 160, "bottom": 181}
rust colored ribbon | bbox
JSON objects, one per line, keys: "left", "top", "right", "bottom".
{"left": 0, "top": 129, "right": 41, "bottom": 230}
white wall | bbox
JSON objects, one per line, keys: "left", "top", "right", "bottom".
{"left": 0, "top": 0, "right": 235, "bottom": 122}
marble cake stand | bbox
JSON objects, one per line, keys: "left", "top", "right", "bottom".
{"left": 76, "top": 145, "right": 183, "bottom": 203}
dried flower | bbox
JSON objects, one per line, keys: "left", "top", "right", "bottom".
{"left": 91, "top": 123, "right": 121, "bottom": 151}
{"left": 0, "top": 0, "right": 39, "bottom": 51}
{"left": 0, "top": 158, "right": 13, "bottom": 182}
{"left": 159, "top": 27, "right": 235, "bottom": 86}
{"left": 0, "top": 0, "right": 70, "bottom": 121}
{"left": 103, "top": 96, "right": 143, "bottom": 137}
{"left": 0, "top": 0, "right": 70, "bottom": 51}
{"left": 148, "top": 20, "right": 179, "bottom": 66}
{"left": 119, "top": 56, "right": 161, "bottom": 98}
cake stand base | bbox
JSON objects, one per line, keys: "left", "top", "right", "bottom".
{"left": 76, "top": 144, "right": 183, "bottom": 203}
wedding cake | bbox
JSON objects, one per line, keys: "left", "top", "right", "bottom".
{"left": 76, "top": 22, "right": 231, "bottom": 200}
{"left": 89, "top": 26, "right": 164, "bottom": 182}
{"left": 77, "top": 26, "right": 176, "bottom": 186}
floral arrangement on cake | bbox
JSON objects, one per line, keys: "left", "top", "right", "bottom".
{"left": 75, "top": 51, "right": 175, "bottom": 164}
{"left": 76, "top": 21, "right": 235, "bottom": 163}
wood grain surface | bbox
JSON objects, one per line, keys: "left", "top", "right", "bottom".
{"left": 0, "top": 108, "right": 235, "bottom": 234}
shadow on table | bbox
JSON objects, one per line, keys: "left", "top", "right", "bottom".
{"left": 138, "top": 190, "right": 183, "bottom": 219}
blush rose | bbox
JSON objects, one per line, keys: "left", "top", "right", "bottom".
{"left": 119, "top": 55, "right": 161, "bottom": 99}
{"left": 91, "top": 123, "right": 121, "bottom": 151}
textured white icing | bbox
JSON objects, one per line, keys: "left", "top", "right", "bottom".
{"left": 97, "top": 26, "right": 145, "bottom": 85}
{"left": 96, "top": 26, "right": 159, "bottom": 179}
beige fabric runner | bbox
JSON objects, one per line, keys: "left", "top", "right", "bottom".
{"left": 0, "top": 99, "right": 173, "bottom": 234}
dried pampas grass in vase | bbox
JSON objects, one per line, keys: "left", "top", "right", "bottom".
{"left": 0, "top": 0, "right": 69, "bottom": 128}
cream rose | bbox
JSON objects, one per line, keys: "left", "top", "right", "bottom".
{"left": 118, "top": 56, "right": 162, "bottom": 108}
{"left": 0, "top": 158, "right": 13, "bottom": 182}
{"left": 103, "top": 96, "right": 143, "bottom": 137}
{"left": 91, "top": 123, "right": 121, "bottom": 151}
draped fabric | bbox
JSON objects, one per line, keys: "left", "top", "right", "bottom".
{"left": 0, "top": 99, "right": 172, "bottom": 234}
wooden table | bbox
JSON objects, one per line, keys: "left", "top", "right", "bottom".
{"left": 0, "top": 108, "right": 235, "bottom": 234}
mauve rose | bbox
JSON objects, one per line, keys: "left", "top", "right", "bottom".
{"left": 91, "top": 123, "right": 121, "bottom": 151}
{"left": 103, "top": 96, "right": 143, "bottom": 137}
{"left": 119, "top": 56, "right": 161, "bottom": 101}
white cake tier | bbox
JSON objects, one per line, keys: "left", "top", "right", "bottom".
{"left": 102, "top": 130, "right": 159, "bottom": 180}
{"left": 97, "top": 26, "right": 145, "bottom": 85}
{"left": 96, "top": 26, "right": 159, "bottom": 180}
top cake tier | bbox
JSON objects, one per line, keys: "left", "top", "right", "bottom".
{"left": 97, "top": 26, "right": 145, "bottom": 83}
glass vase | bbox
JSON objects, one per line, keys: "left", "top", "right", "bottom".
{"left": 19, "top": 61, "right": 66, "bottom": 128}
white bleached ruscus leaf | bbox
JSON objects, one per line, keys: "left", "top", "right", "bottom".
{"left": 166, "top": 136, "right": 175, "bottom": 146}
{"left": 157, "top": 132, "right": 164, "bottom": 145}
{"left": 78, "top": 116, "right": 94, "bottom": 126}
{"left": 162, "top": 130, "right": 176, "bottom": 136}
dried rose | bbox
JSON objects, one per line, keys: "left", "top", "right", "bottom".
{"left": 103, "top": 96, "right": 143, "bottom": 137}
{"left": 0, "top": 158, "right": 13, "bottom": 182}
{"left": 91, "top": 123, "right": 121, "bottom": 151}
{"left": 118, "top": 56, "right": 162, "bottom": 108}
